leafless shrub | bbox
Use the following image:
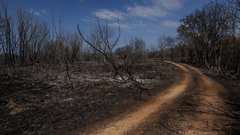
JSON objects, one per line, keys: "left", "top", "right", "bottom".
{"left": 77, "top": 19, "right": 151, "bottom": 97}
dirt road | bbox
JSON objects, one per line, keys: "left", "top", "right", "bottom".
{"left": 72, "top": 62, "right": 233, "bottom": 135}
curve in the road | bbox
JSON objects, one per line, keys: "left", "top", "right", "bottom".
{"left": 71, "top": 62, "right": 230, "bottom": 135}
{"left": 82, "top": 62, "right": 192, "bottom": 135}
{"left": 182, "top": 64, "right": 229, "bottom": 135}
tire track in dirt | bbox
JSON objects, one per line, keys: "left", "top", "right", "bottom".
{"left": 181, "top": 64, "right": 232, "bottom": 135}
{"left": 76, "top": 62, "right": 192, "bottom": 135}
{"left": 128, "top": 64, "right": 202, "bottom": 135}
{"left": 127, "top": 63, "right": 232, "bottom": 135}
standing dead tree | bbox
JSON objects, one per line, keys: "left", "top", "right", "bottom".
{"left": 77, "top": 20, "right": 126, "bottom": 80}
{"left": 158, "top": 35, "right": 167, "bottom": 61}
{"left": 0, "top": 0, "right": 16, "bottom": 65}
{"left": 77, "top": 20, "right": 151, "bottom": 97}
{"left": 16, "top": 8, "right": 38, "bottom": 65}
{"left": 133, "top": 37, "right": 146, "bottom": 61}
{"left": 28, "top": 20, "right": 49, "bottom": 64}
{"left": 165, "top": 36, "right": 176, "bottom": 61}
{"left": 175, "top": 43, "right": 186, "bottom": 62}
{"left": 156, "top": 35, "right": 176, "bottom": 61}
{"left": 117, "top": 37, "right": 146, "bottom": 64}
{"left": 227, "top": 0, "right": 240, "bottom": 76}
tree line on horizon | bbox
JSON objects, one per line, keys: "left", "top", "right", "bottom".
{"left": 0, "top": 0, "right": 239, "bottom": 77}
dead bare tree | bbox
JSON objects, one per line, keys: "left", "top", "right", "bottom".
{"left": 28, "top": 20, "right": 49, "bottom": 64}
{"left": 165, "top": 36, "right": 176, "bottom": 61}
{"left": 176, "top": 44, "right": 186, "bottom": 62}
{"left": 133, "top": 37, "right": 146, "bottom": 60}
{"left": 227, "top": 0, "right": 240, "bottom": 76}
{"left": 66, "top": 32, "right": 83, "bottom": 64}
{"left": 77, "top": 20, "right": 151, "bottom": 97}
{"left": 88, "top": 25, "right": 104, "bottom": 62}
{"left": 77, "top": 19, "right": 127, "bottom": 80}
{"left": 158, "top": 35, "right": 167, "bottom": 61}
{"left": 0, "top": 0, "right": 15, "bottom": 65}
{"left": 0, "top": 15, "right": 5, "bottom": 64}
{"left": 16, "top": 8, "right": 36, "bottom": 65}
{"left": 115, "top": 44, "right": 134, "bottom": 64}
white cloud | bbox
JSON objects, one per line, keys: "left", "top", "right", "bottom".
{"left": 127, "top": 0, "right": 184, "bottom": 19}
{"left": 154, "top": 0, "right": 183, "bottom": 10}
{"left": 109, "top": 22, "right": 131, "bottom": 29}
{"left": 93, "top": 9, "right": 126, "bottom": 20}
{"left": 81, "top": 17, "right": 95, "bottom": 23}
{"left": 41, "top": 10, "right": 48, "bottom": 14}
{"left": 33, "top": 11, "right": 40, "bottom": 16}
{"left": 29, "top": 8, "right": 48, "bottom": 16}
{"left": 29, "top": 8, "right": 40, "bottom": 16}
{"left": 127, "top": 5, "right": 167, "bottom": 19}
{"left": 89, "top": 0, "right": 183, "bottom": 33}
{"left": 161, "top": 20, "right": 179, "bottom": 28}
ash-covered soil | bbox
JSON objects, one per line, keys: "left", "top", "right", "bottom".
{"left": 0, "top": 60, "right": 177, "bottom": 135}
{"left": 214, "top": 77, "right": 240, "bottom": 134}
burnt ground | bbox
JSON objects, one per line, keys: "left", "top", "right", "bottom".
{"left": 200, "top": 72, "right": 240, "bottom": 134}
{"left": 0, "top": 60, "right": 177, "bottom": 135}
{"left": 214, "top": 77, "right": 240, "bottom": 134}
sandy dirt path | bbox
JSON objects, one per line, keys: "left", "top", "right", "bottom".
{"left": 71, "top": 62, "right": 230, "bottom": 135}
{"left": 182, "top": 64, "right": 230, "bottom": 135}
{"left": 77, "top": 62, "right": 192, "bottom": 135}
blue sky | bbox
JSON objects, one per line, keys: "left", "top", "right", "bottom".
{"left": 6, "top": 0, "right": 208, "bottom": 47}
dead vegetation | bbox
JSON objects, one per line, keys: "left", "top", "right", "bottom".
{"left": 0, "top": 60, "right": 177, "bottom": 134}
